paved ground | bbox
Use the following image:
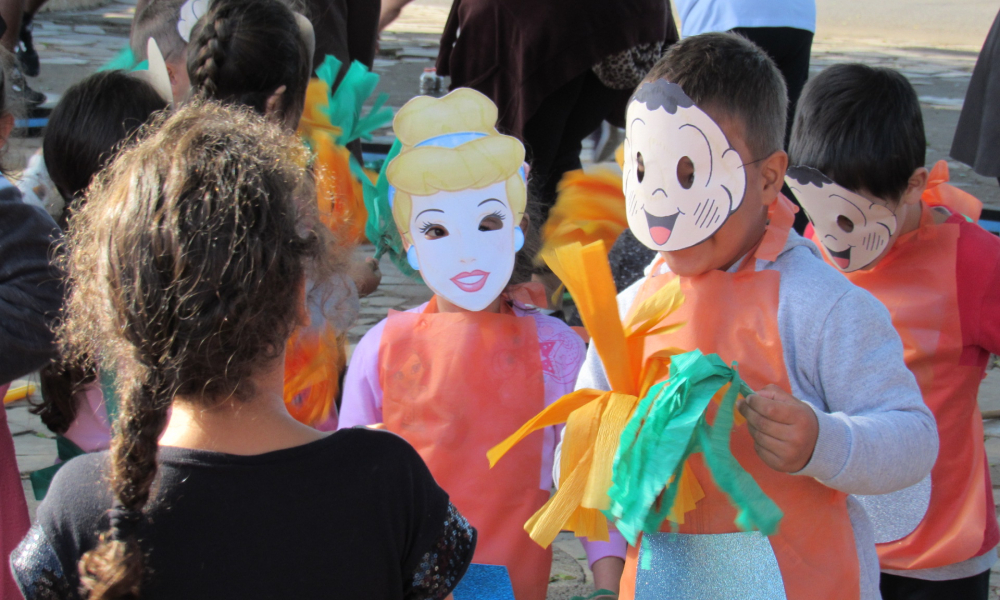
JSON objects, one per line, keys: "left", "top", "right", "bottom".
{"left": 4, "top": 1, "right": 1000, "bottom": 598}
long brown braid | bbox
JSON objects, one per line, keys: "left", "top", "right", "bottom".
{"left": 58, "top": 100, "right": 343, "bottom": 599}
{"left": 186, "top": 0, "right": 310, "bottom": 122}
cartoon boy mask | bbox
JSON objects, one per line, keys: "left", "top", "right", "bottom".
{"left": 785, "top": 166, "right": 898, "bottom": 272}
{"left": 623, "top": 80, "right": 748, "bottom": 251}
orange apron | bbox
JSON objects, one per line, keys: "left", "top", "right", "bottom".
{"left": 814, "top": 203, "right": 989, "bottom": 570}
{"left": 379, "top": 298, "right": 552, "bottom": 600}
{"left": 620, "top": 198, "right": 860, "bottom": 600}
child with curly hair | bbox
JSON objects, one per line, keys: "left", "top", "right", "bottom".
{"left": 10, "top": 101, "right": 476, "bottom": 600}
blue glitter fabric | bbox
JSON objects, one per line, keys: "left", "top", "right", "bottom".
{"left": 452, "top": 564, "right": 516, "bottom": 600}
{"left": 409, "top": 502, "right": 477, "bottom": 600}
{"left": 634, "top": 532, "right": 787, "bottom": 600}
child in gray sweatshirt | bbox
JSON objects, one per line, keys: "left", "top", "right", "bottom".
{"left": 573, "top": 33, "right": 937, "bottom": 600}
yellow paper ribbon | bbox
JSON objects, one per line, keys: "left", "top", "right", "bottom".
{"left": 489, "top": 240, "right": 698, "bottom": 547}
{"left": 537, "top": 168, "right": 629, "bottom": 266}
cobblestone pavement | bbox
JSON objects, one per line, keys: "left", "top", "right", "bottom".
{"left": 5, "top": 2, "right": 1000, "bottom": 598}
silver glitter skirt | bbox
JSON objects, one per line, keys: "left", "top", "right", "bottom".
{"left": 634, "top": 531, "right": 788, "bottom": 599}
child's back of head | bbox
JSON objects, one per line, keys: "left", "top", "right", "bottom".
{"left": 57, "top": 99, "right": 337, "bottom": 595}
{"left": 186, "top": 0, "right": 311, "bottom": 128}
{"left": 130, "top": 0, "right": 193, "bottom": 100}
{"left": 44, "top": 69, "right": 167, "bottom": 228}
{"left": 34, "top": 69, "right": 165, "bottom": 438}
{"left": 789, "top": 64, "right": 925, "bottom": 202}
{"left": 130, "top": 0, "right": 187, "bottom": 63}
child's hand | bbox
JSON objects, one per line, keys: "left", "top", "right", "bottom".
{"left": 736, "top": 385, "right": 819, "bottom": 473}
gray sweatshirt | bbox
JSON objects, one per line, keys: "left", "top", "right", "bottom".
{"left": 0, "top": 179, "right": 63, "bottom": 385}
{"left": 575, "top": 230, "right": 938, "bottom": 600}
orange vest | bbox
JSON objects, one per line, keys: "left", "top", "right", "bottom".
{"left": 813, "top": 203, "right": 990, "bottom": 570}
{"left": 620, "top": 197, "right": 860, "bottom": 600}
{"left": 379, "top": 298, "right": 552, "bottom": 600}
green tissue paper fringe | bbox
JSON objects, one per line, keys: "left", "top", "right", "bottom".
{"left": 99, "top": 47, "right": 143, "bottom": 72}
{"left": 308, "top": 55, "right": 416, "bottom": 278}
{"left": 313, "top": 55, "right": 393, "bottom": 147}
{"left": 604, "top": 349, "right": 783, "bottom": 545}
{"left": 368, "top": 139, "right": 422, "bottom": 281}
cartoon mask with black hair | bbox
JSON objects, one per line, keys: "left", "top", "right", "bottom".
{"left": 623, "top": 79, "right": 748, "bottom": 251}
{"left": 785, "top": 166, "right": 898, "bottom": 272}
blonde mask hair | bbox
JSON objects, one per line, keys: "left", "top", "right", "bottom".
{"left": 387, "top": 88, "right": 527, "bottom": 244}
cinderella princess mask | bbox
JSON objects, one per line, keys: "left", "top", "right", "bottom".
{"left": 386, "top": 89, "right": 527, "bottom": 312}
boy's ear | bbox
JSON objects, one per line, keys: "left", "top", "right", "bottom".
{"left": 900, "top": 167, "right": 929, "bottom": 206}
{"left": 758, "top": 149, "right": 789, "bottom": 206}
{"left": 519, "top": 210, "right": 531, "bottom": 234}
{"left": 265, "top": 85, "right": 288, "bottom": 120}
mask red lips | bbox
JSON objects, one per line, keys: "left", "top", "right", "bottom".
{"left": 826, "top": 246, "right": 852, "bottom": 270}
{"left": 644, "top": 210, "right": 680, "bottom": 246}
{"left": 451, "top": 270, "right": 490, "bottom": 293}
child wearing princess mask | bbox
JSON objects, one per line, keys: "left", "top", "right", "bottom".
{"left": 789, "top": 63, "right": 1000, "bottom": 600}
{"left": 337, "top": 88, "right": 615, "bottom": 600}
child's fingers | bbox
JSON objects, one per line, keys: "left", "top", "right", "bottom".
{"left": 752, "top": 440, "right": 787, "bottom": 471}
{"left": 742, "top": 402, "right": 792, "bottom": 442}
{"left": 743, "top": 391, "right": 800, "bottom": 426}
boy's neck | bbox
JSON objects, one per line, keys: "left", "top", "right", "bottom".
{"left": 896, "top": 200, "right": 926, "bottom": 239}
{"left": 720, "top": 227, "right": 768, "bottom": 272}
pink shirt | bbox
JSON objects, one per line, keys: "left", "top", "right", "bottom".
{"left": 62, "top": 382, "right": 111, "bottom": 454}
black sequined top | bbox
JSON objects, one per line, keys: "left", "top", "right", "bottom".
{"left": 11, "top": 428, "right": 476, "bottom": 600}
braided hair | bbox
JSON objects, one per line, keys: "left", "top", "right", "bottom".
{"left": 186, "top": 0, "right": 310, "bottom": 126}
{"left": 59, "top": 100, "right": 340, "bottom": 599}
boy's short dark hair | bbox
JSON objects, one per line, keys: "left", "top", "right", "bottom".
{"left": 44, "top": 70, "right": 167, "bottom": 226}
{"left": 644, "top": 32, "right": 788, "bottom": 160}
{"left": 789, "top": 64, "right": 925, "bottom": 202}
{"left": 130, "top": 0, "right": 187, "bottom": 62}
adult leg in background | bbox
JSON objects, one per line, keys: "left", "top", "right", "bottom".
{"left": 0, "top": 0, "right": 21, "bottom": 52}
{"left": 731, "top": 26, "right": 814, "bottom": 233}
{"left": 17, "top": 0, "right": 47, "bottom": 76}
{"left": 522, "top": 69, "right": 631, "bottom": 221}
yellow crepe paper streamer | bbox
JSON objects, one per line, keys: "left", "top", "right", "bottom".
{"left": 537, "top": 168, "right": 629, "bottom": 267}
{"left": 489, "top": 240, "right": 699, "bottom": 547}
{"left": 3, "top": 383, "right": 36, "bottom": 404}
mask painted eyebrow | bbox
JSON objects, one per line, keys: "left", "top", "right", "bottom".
{"left": 415, "top": 208, "right": 445, "bottom": 220}
{"left": 629, "top": 117, "right": 645, "bottom": 137}
{"left": 478, "top": 198, "right": 505, "bottom": 207}
{"left": 679, "top": 123, "right": 713, "bottom": 185}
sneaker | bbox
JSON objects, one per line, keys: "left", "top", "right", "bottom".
{"left": 10, "top": 67, "right": 46, "bottom": 107}
{"left": 16, "top": 16, "right": 38, "bottom": 77}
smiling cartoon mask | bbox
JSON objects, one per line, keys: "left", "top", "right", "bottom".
{"left": 623, "top": 80, "right": 748, "bottom": 252}
{"left": 386, "top": 89, "right": 527, "bottom": 311}
{"left": 785, "top": 166, "right": 898, "bottom": 272}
